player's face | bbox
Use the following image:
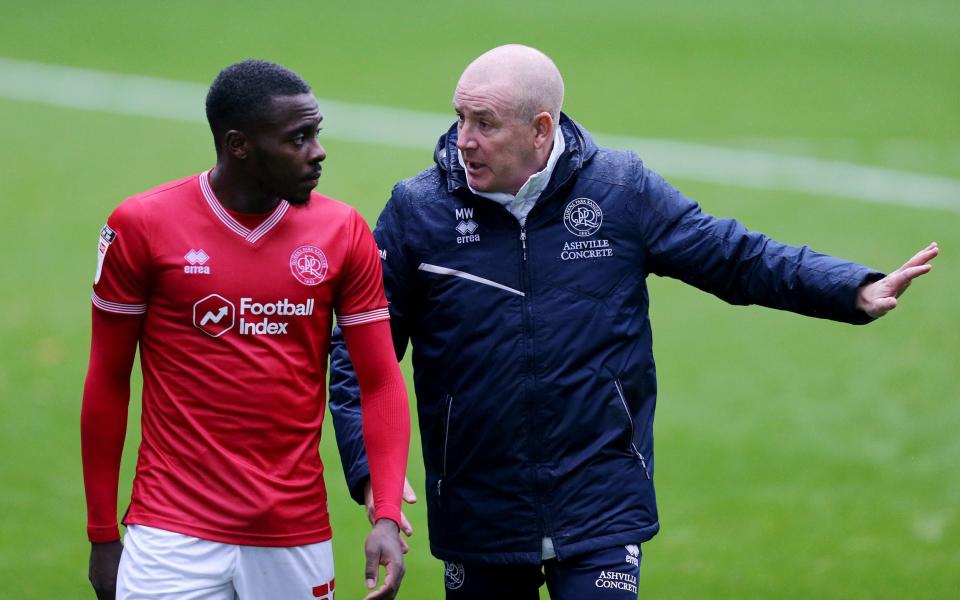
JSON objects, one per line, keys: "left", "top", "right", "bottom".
{"left": 249, "top": 93, "right": 326, "bottom": 205}
{"left": 453, "top": 81, "right": 543, "bottom": 196}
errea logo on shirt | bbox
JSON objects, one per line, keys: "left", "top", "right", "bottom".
{"left": 184, "top": 249, "right": 211, "bottom": 275}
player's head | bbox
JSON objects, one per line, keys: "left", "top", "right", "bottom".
{"left": 206, "top": 60, "right": 325, "bottom": 205}
{"left": 453, "top": 44, "right": 564, "bottom": 195}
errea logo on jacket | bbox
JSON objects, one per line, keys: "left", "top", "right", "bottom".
{"left": 455, "top": 207, "right": 480, "bottom": 244}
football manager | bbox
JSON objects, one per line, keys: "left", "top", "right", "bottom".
{"left": 328, "top": 44, "right": 938, "bottom": 599}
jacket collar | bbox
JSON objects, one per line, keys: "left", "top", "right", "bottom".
{"left": 434, "top": 112, "right": 597, "bottom": 200}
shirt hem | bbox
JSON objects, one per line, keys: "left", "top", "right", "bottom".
{"left": 123, "top": 514, "right": 332, "bottom": 547}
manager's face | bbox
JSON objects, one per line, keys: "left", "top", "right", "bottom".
{"left": 453, "top": 80, "right": 542, "bottom": 196}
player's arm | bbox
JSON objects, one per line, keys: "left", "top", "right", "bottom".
{"left": 330, "top": 323, "right": 416, "bottom": 545}
{"left": 341, "top": 319, "right": 411, "bottom": 600}
{"left": 83, "top": 200, "right": 150, "bottom": 600}
{"left": 81, "top": 307, "right": 142, "bottom": 600}
{"left": 329, "top": 187, "right": 416, "bottom": 531}
{"left": 331, "top": 199, "right": 413, "bottom": 600}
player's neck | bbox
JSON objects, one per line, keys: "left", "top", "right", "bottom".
{"left": 208, "top": 164, "right": 282, "bottom": 214}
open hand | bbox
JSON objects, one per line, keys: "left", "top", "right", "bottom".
{"left": 856, "top": 242, "right": 938, "bottom": 318}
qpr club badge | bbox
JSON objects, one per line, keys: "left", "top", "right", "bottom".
{"left": 563, "top": 197, "right": 602, "bottom": 237}
{"left": 443, "top": 562, "right": 465, "bottom": 590}
{"left": 290, "top": 245, "right": 328, "bottom": 286}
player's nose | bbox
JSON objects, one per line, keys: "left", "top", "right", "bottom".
{"left": 308, "top": 139, "right": 326, "bottom": 163}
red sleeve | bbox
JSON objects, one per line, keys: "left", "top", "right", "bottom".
{"left": 81, "top": 307, "right": 142, "bottom": 542}
{"left": 92, "top": 198, "right": 150, "bottom": 315}
{"left": 334, "top": 209, "right": 390, "bottom": 327}
{"left": 341, "top": 320, "right": 410, "bottom": 525}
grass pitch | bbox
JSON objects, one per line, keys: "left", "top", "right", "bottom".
{"left": 0, "top": 1, "right": 957, "bottom": 598}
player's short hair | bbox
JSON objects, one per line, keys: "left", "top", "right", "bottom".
{"left": 205, "top": 60, "right": 311, "bottom": 155}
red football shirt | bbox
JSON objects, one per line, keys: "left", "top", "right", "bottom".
{"left": 91, "top": 170, "right": 389, "bottom": 546}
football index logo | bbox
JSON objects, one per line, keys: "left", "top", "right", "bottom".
{"left": 193, "top": 294, "right": 314, "bottom": 337}
{"left": 193, "top": 294, "right": 235, "bottom": 338}
{"left": 184, "top": 249, "right": 211, "bottom": 275}
{"left": 563, "top": 197, "right": 603, "bottom": 237}
{"left": 290, "top": 245, "right": 328, "bottom": 286}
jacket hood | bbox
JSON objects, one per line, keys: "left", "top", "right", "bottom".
{"left": 433, "top": 112, "right": 598, "bottom": 197}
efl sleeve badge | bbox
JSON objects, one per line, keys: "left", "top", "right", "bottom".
{"left": 94, "top": 224, "right": 117, "bottom": 284}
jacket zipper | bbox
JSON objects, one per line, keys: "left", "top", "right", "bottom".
{"left": 438, "top": 394, "right": 453, "bottom": 497}
{"left": 520, "top": 227, "right": 528, "bottom": 261}
{"left": 518, "top": 223, "right": 549, "bottom": 540}
{"left": 614, "top": 379, "right": 651, "bottom": 479}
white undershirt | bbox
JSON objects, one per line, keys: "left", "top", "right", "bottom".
{"left": 458, "top": 126, "right": 565, "bottom": 226}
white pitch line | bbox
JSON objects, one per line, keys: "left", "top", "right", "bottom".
{"left": 2, "top": 57, "right": 958, "bottom": 213}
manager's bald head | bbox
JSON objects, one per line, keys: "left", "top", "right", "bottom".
{"left": 456, "top": 44, "right": 564, "bottom": 122}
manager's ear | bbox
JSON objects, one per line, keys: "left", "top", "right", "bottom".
{"left": 532, "top": 112, "right": 554, "bottom": 150}
{"left": 224, "top": 130, "right": 249, "bottom": 160}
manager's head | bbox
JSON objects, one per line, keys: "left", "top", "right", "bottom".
{"left": 453, "top": 45, "right": 564, "bottom": 195}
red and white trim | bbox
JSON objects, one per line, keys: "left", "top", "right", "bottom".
{"left": 199, "top": 170, "right": 289, "bottom": 243}
{"left": 337, "top": 307, "right": 390, "bottom": 327}
{"left": 91, "top": 291, "right": 147, "bottom": 315}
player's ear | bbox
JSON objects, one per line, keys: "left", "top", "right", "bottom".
{"left": 224, "top": 130, "right": 249, "bottom": 160}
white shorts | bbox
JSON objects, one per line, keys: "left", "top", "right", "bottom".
{"left": 117, "top": 525, "right": 335, "bottom": 600}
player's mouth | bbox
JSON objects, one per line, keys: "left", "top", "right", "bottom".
{"left": 302, "top": 169, "right": 322, "bottom": 187}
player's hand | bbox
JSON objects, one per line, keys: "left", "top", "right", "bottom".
{"left": 365, "top": 477, "right": 416, "bottom": 553}
{"left": 363, "top": 518, "right": 406, "bottom": 600}
{"left": 856, "top": 242, "right": 939, "bottom": 318}
{"left": 88, "top": 540, "right": 123, "bottom": 600}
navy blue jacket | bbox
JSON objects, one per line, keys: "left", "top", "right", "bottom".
{"left": 329, "top": 115, "right": 880, "bottom": 565}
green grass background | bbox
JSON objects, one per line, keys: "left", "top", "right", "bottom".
{"left": 0, "top": 1, "right": 957, "bottom": 597}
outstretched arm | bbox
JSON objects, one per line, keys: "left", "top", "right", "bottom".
{"left": 638, "top": 167, "right": 900, "bottom": 323}
{"left": 81, "top": 307, "right": 142, "bottom": 600}
{"left": 856, "top": 242, "right": 939, "bottom": 318}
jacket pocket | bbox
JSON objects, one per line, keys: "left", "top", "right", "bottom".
{"left": 437, "top": 394, "right": 454, "bottom": 498}
{"left": 614, "top": 379, "right": 651, "bottom": 479}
